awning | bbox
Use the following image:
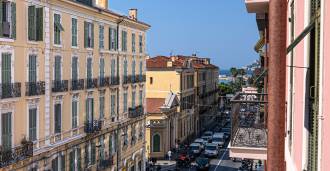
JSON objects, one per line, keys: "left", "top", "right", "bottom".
{"left": 254, "top": 35, "right": 265, "bottom": 52}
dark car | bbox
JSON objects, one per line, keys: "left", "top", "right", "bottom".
{"left": 196, "top": 157, "right": 210, "bottom": 171}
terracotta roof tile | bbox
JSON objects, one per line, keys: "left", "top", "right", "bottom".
{"left": 146, "top": 98, "right": 165, "bottom": 113}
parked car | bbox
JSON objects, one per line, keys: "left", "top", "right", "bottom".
{"left": 189, "top": 143, "right": 202, "bottom": 155}
{"left": 196, "top": 157, "right": 210, "bottom": 171}
{"left": 201, "top": 136, "right": 212, "bottom": 143}
{"left": 194, "top": 138, "right": 206, "bottom": 149}
{"left": 212, "top": 133, "right": 225, "bottom": 148}
{"left": 221, "top": 127, "right": 231, "bottom": 139}
{"left": 203, "top": 131, "right": 213, "bottom": 141}
{"left": 204, "top": 143, "right": 219, "bottom": 158}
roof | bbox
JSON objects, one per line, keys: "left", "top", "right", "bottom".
{"left": 146, "top": 98, "right": 165, "bottom": 113}
{"left": 162, "top": 92, "right": 179, "bottom": 109}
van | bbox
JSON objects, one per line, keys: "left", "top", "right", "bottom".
{"left": 212, "top": 133, "right": 225, "bottom": 147}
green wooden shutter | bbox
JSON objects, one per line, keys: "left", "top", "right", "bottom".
{"left": 84, "top": 144, "right": 89, "bottom": 167}
{"left": 139, "top": 90, "right": 143, "bottom": 106}
{"left": 91, "top": 98, "right": 94, "bottom": 121}
{"left": 109, "top": 28, "right": 112, "bottom": 50}
{"left": 55, "top": 56, "right": 61, "bottom": 81}
{"left": 72, "top": 100, "right": 77, "bottom": 128}
{"left": 72, "top": 18, "right": 77, "bottom": 47}
{"left": 61, "top": 154, "right": 65, "bottom": 170}
{"left": 87, "top": 58, "right": 92, "bottom": 79}
{"left": 2, "top": 53, "right": 11, "bottom": 84}
{"left": 69, "top": 151, "right": 75, "bottom": 171}
{"left": 36, "top": 7, "right": 43, "bottom": 41}
{"left": 132, "top": 60, "right": 136, "bottom": 77}
{"left": 2, "top": 113, "right": 12, "bottom": 150}
{"left": 29, "top": 108, "right": 37, "bottom": 141}
{"left": 28, "top": 6, "right": 36, "bottom": 41}
{"left": 55, "top": 104, "right": 61, "bottom": 133}
{"left": 29, "top": 55, "right": 37, "bottom": 82}
{"left": 111, "top": 59, "right": 115, "bottom": 77}
{"left": 114, "top": 28, "right": 118, "bottom": 50}
{"left": 0, "top": 2, "right": 3, "bottom": 37}
{"left": 91, "top": 23, "right": 94, "bottom": 48}
{"left": 11, "top": 2, "right": 16, "bottom": 39}
{"left": 77, "top": 148, "right": 82, "bottom": 171}
{"left": 52, "top": 157, "right": 58, "bottom": 171}
{"left": 132, "top": 91, "right": 135, "bottom": 107}
{"left": 99, "top": 96, "right": 104, "bottom": 118}
{"left": 109, "top": 134, "right": 113, "bottom": 154}
{"left": 72, "top": 57, "right": 78, "bottom": 80}
{"left": 100, "top": 58, "right": 104, "bottom": 78}
{"left": 86, "top": 99, "right": 89, "bottom": 121}
{"left": 124, "top": 60, "right": 127, "bottom": 77}
{"left": 99, "top": 25, "right": 104, "bottom": 49}
{"left": 132, "top": 33, "right": 135, "bottom": 53}
{"left": 91, "top": 141, "right": 96, "bottom": 164}
{"left": 84, "top": 22, "right": 88, "bottom": 48}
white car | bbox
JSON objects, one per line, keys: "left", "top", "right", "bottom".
{"left": 189, "top": 143, "right": 202, "bottom": 155}
{"left": 204, "top": 143, "right": 219, "bottom": 158}
{"left": 194, "top": 138, "right": 206, "bottom": 149}
{"left": 212, "top": 133, "right": 225, "bottom": 147}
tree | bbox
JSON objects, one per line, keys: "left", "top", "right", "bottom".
{"left": 230, "top": 67, "right": 238, "bottom": 77}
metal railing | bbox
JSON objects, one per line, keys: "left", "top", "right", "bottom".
{"left": 230, "top": 93, "right": 268, "bottom": 148}
{"left": 86, "top": 78, "right": 98, "bottom": 89}
{"left": 123, "top": 75, "right": 131, "bottom": 84}
{"left": 52, "top": 80, "right": 69, "bottom": 93}
{"left": 109, "top": 76, "right": 120, "bottom": 86}
{"left": 25, "top": 81, "right": 45, "bottom": 96}
{"left": 98, "top": 156, "right": 113, "bottom": 170}
{"left": 136, "top": 74, "right": 146, "bottom": 83}
{"left": 84, "top": 120, "right": 103, "bottom": 134}
{"left": 0, "top": 83, "right": 21, "bottom": 99}
{"left": 99, "top": 77, "right": 109, "bottom": 88}
{"left": 0, "top": 141, "right": 33, "bottom": 168}
{"left": 128, "top": 105, "right": 144, "bottom": 118}
{"left": 70, "top": 79, "right": 85, "bottom": 91}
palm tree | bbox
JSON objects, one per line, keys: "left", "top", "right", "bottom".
{"left": 230, "top": 67, "right": 238, "bottom": 77}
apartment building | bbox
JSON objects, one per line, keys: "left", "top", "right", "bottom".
{"left": 145, "top": 56, "right": 219, "bottom": 159}
{"left": 0, "top": 0, "right": 150, "bottom": 170}
{"left": 245, "top": 0, "right": 330, "bottom": 170}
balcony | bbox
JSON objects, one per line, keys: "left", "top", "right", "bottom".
{"left": 229, "top": 93, "right": 268, "bottom": 160}
{"left": 70, "top": 79, "right": 85, "bottom": 91}
{"left": 98, "top": 77, "right": 109, "bottom": 88}
{"left": 52, "top": 80, "right": 69, "bottom": 93}
{"left": 123, "top": 75, "right": 131, "bottom": 85}
{"left": 0, "top": 83, "right": 21, "bottom": 99}
{"left": 25, "top": 81, "right": 45, "bottom": 96}
{"left": 0, "top": 141, "right": 33, "bottom": 168}
{"left": 136, "top": 74, "right": 146, "bottom": 83}
{"left": 84, "top": 120, "right": 103, "bottom": 134}
{"left": 109, "top": 76, "right": 120, "bottom": 86}
{"left": 128, "top": 105, "right": 144, "bottom": 118}
{"left": 98, "top": 156, "right": 114, "bottom": 170}
{"left": 86, "top": 78, "right": 98, "bottom": 89}
{"left": 130, "top": 75, "right": 138, "bottom": 84}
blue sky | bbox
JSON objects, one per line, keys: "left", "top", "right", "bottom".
{"left": 109, "top": 1, "right": 259, "bottom": 69}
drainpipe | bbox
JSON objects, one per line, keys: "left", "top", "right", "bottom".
{"left": 267, "top": 0, "right": 287, "bottom": 170}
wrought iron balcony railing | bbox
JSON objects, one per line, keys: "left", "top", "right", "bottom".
{"left": 230, "top": 93, "right": 268, "bottom": 148}
{"left": 98, "top": 77, "right": 109, "bottom": 88}
{"left": 128, "top": 105, "right": 144, "bottom": 118}
{"left": 136, "top": 74, "right": 146, "bottom": 83}
{"left": 70, "top": 79, "right": 85, "bottom": 91}
{"left": 123, "top": 75, "right": 131, "bottom": 84}
{"left": 52, "top": 80, "right": 69, "bottom": 93}
{"left": 0, "top": 141, "right": 33, "bottom": 168}
{"left": 84, "top": 120, "right": 102, "bottom": 134}
{"left": 86, "top": 78, "right": 98, "bottom": 89}
{"left": 0, "top": 83, "right": 21, "bottom": 99}
{"left": 131, "top": 75, "right": 138, "bottom": 84}
{"left": 98, "top": 156, "right": 113, "bottom": 170}
{"left": 25, "top": 81, "right": 45, "bottom": 96}
{"left": 109, "top": 76, "right": 120, "bottom": 86}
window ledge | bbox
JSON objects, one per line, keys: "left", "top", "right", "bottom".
{"left": 0, "top": 38, "right": 14, "bottom": 42}
{"left": 71, "top": 46, "right": 79, "bottom": 49}
{"left": 53, "top": 44, "right": 62, "bottom": 48}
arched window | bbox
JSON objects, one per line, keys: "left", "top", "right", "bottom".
{"left": 152, "top": 134, "right": 161, "bottom": 152}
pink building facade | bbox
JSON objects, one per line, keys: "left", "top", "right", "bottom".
{"left": 246, "top": 0, "right": 330, "bottom": 170}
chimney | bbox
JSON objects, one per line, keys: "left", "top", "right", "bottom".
{"left": 167, "top": 61, "right": 173, "bottom": 67}
{"left": 129, "top": 9, "right": 138, "bottom": 21}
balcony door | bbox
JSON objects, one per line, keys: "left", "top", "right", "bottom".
{"left": 1, "top": 53, "right": 11, "bottom": 98}
{"left": 2, "top": 112, "right": 12, "bottom": 150}
{"left": 86, "top": 98, "right": 94, "bottom": 122}
{"left": 54, "top": 56, "right": 61, "bottom": 81}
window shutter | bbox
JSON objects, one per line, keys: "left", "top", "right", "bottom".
{"left": 91, "top": 142, "right": 96, "bottom": 164}
{"left": 109, "top": 28, "right": 112, "bottom": 50}
{"left": 52, "top": 158, "right": 58, "bottom": 171}
{"left": 86, "top": 99, "right": 89, "bottom": 121}
{"left": 91, "top": 23, "right": 94, "bottom": 48}
{"left": 84, "top": 144, "right": 89, "bottom": 167}
{"left": 72, "top": 57, "right": 78, "bottom": 80}
{"left": 91, "top": 98, "right": 94, "bottom": 120}
{"left": 2, "top": 53, "right": 11, "bottom": 84}
{"left": 69, "top": 151, "right": 75, "bottom": 171}
{"left": 0, "top": 2, "right": 3, "bottom": 37}
{"left": 84, "top": 22, "right": 88, "bottom": 48}
{"left": 114, "top": 28, "right": 118, "bottom": 50}
{"left": 77, "top": 148, "right": 82, "bottom": 171}
{"left": 109, "top": 134, "right": 113, "bottom": 154}
{"left": 100, "top": 58, "right": 104, "bottom": 78}
{"left": 36, "top": 7, "right": 43, "bottom": 41}
{"left": 28, "top": 6, "right": 35, "bottom": 41}
{"left": 11, "top": 2, "right": 16, "bottom": 39}
{"left": 29, "top": 55, "right": 37, "bottom": 82}
{"left": 55, "top": 56, "right": 61, "bottom": 81}
{"left": 61, "top": 154, "right": 65, "bottom": 170}
{"left": 72, "top": 18, "right": 77, "bottom": 47}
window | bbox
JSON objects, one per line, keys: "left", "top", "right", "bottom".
{"left": 1, "top": 112, "right": 12, "bottom": 150}
{"left": 69, "top": 147, "right": 81, "bottom": 171}
{"left": 99, "top": 136, "right": 105, "bottom": 160}
{"left": 86, "top": 98, "right": 94, "bottom": 122}
{"left": 84, "top": 141, "right": 96, "bottom": 167}
{"left": 123, "top": 92, "right": 127, "bottom": 113}
{"left": 139, "top": 61, "right": 143, "bottom": 77}
{"left": 72, "top": 99, "right": 78, "bottom": 129}
{"left": 152, "top": 134, "right": 160, "bottom": 152}
{"left": 99, "top": 95, "right": 105, "bottom": 119}
{"left": 0, "top": 1, "right": 16, "bottom": 39}
{"left": 54, "top": 103, "right": 61, "bottom": 134}
{"left": 109, "top": 28, "right": 117, "bottom": 50}
{"left": 150, "top": 77, "right": 153, "bottom": 85}
{"left": 132, "top": 91, "right": 136, "bottom": 108}
{"left": 84, "top": 21, "right": 94, "bottom": 48}
{"left": 99, "top": 25, "right": 104, "bottom": 49}
{"left": 111, "top": 59, "right": 116, "bottom": 77}
{"left": 54, "top": 13, "right": 63, "bottom": 45}
{"left": 29, "top": 108, "right": 37, "bottom": 141}
{"left": 71, "top": 18, "right": 78, "bottom": 47}
{"left": 131, "top": 124, "right": 136, "bottom": 145}
{"left": 123, "top": 59, "right": 128, "bottom": 78}
{"left": 99, "top": 58, "right": 105, "bottom": 78}
{"left": 139, "top": 35, "right": 143, "bottom": 53}
{"left": 72, "top": 57, "right": 78, "bottom": 80}
{"left": 28, "top": 5, "right": 43, "bottom": 41}
{"left": 132, "top": 33, "right": 136, "bottom": 53}
{"left": 51, "top": 154, "right": 65, "bottom": 171}
{"left": 132, "top": 60, "right": 136, "bottom": 80}
{"left": 87, "top": 58, "right": 92, "bottom": 79}
{"left": 54, "top": 56, "right": 61, "bottom": 81}
{"left": 121, "top": 30, "right": 127, "bottom": 52}
{"left": 139, "top": 90, "right": 143, "bottom": 106}
{"left": 28, "top": 55, "right": 37, "bottom": 82}
{"left": 111, "top": 94, "right": 116, "bottom": 117}
{"left": 1, "top": 53, "right": 11, "bottom": 83}
{"left": 123, "top": 127, "right": 128, "bottom": 147}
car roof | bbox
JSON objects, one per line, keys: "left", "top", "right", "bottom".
{"left": 213, "top": 133, "right": 224, "bottom": 137}
{"left": 205, "top": 143, "right": 217, "bottom": 146}
{"left": 190, "top": 143, "right": 200, "bottom": 146}
{"left": 194, "top": 138, "right": 204, "bottom": 141}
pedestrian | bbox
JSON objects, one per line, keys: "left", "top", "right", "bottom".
{"left": 168, "top": 150, "right": 172, "bottom": 160}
